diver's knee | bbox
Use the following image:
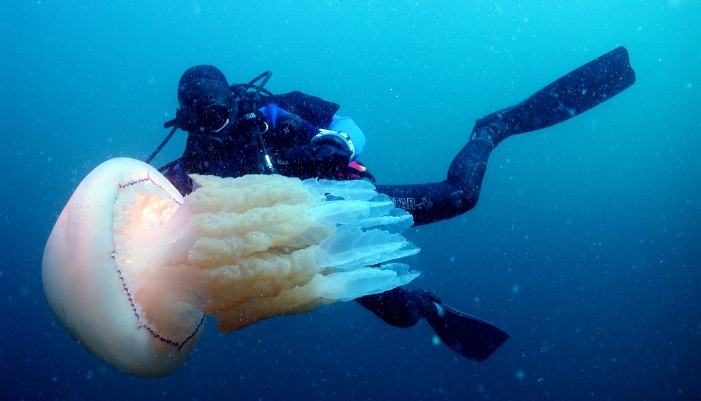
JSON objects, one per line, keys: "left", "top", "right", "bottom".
{"left": 448, "top": 189, "right": 479, "bottom": 216}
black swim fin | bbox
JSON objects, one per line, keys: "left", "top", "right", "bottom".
{"left": 425, "top": 302, "right": 510, "bottom": 361}
{"left": 356, "top": 288, "right": 509, "bottom": 361}
{"left": 356, "top": 287, "right": 424, "bottom": 328}
{"left": 473, "top": 46, "right": 636, "bottom": 143}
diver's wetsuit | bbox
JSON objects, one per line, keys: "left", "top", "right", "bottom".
{"left": 161, "top": 89, "right": 496, "bottom": 342}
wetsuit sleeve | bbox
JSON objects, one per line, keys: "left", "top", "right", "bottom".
{"left": 276, "top": 144, "right": 352, "bottom": 180}
{"left": 374, "top": 139, "right": 494, "bottom": 226}
{"left": 259, "top": 105, "right": 355, "bottom": 180}
{"left": 267, "top": 91, "right": 340, "bottom": 128}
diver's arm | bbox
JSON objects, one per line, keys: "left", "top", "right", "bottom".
{"left": 276, "top": 143, "right": 352, "bottom": 180}
{"left": 263, "top": 108, "right": 355, "bottom": 179}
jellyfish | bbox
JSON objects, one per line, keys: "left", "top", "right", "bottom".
{"left": 42, "top": 158, "right": 419, "bottom": 377}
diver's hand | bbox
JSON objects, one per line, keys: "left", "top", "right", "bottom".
{"left": 278, "top": 143, "right": 352, "bottom": 180}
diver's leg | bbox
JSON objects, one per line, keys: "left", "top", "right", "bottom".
{"left": 361, "top": 47, "right": 636, "bottom": 362}
{"left": 377, "top": 48, "right": 636, "bottom": 227}
{"left": 375, "top": 137, "right": 494, "bottom": 226}
{"left": 446, "top": 136, "right": 495, "bottom": 208}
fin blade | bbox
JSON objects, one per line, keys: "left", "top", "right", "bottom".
{"left": 475, "top": 46, "right": 636, "bottom": 136}
{"left": 427, "top": 304, "right": 510, "bottom": 361}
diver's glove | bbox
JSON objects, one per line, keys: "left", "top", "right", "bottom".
{"left": 236, "top": 99, "right": 267, "bottom": 135}
{"left": 277, "top": 143, "right": 352, "bottom": 180}
{"left": 311, "top": 129, "right": 356, "bottom": 160}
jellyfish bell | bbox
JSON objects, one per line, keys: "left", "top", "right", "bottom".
{"left": 42, "top": 158, "right": 202, "bottom": 377}
{"left": 42, "top": 158, "right": 419, "bottom": 377}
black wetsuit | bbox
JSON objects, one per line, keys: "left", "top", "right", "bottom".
{"left": 161, "top": 90, "right": 495, "bottom": 339}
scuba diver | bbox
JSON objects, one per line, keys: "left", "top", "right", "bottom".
{"left": 148, "top": 46, "right": 636, "bottom": 362}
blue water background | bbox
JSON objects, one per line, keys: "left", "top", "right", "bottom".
{"left": 1, "top": 1, "right": 700, "bottom": 400}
